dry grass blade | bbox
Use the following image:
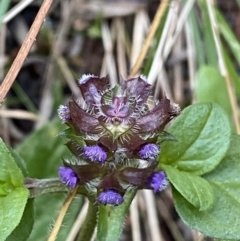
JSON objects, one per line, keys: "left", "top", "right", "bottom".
{"left": 206, "top": 0, "right": 240, "bottom": 134}
{"left": 0, "top": 109, "right": 39, "bottom": 121}
{"left": 130, "top": 194, "right": 142, "bottom": 241}
{"left": 66, "top": 200, "right": 89, "bottom": 241}
{"left": 48, "top": 187, "right": 78, "bottom": 241}
{"left": 142, "top": 190, "right": 163, "bottom": 241}
{"left": 0, "top": 0, "right": 53, "bottom": 104}
{"left": 2, "top": 0, "right": 36, "bottom": 24}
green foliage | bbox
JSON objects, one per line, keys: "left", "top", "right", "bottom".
{"left": 195, "top": 66, "right": 231, "bottom": 117}
{"left": 173, "top": 134, "right": 240, "bottom": 240}
{"left": 0, "top": 138, "right": 29, "bottom": 241}
{"left": 162, "top": 165, "right": 214, "bottom": 211}
{"left": 6, "top": 199, "right": 34, "bottom": 241}
{"left": 159, "top": 103, "right": 231, "bottom": 175}
{"left": 16, "top": 119, "right": 82, "bottom": 241}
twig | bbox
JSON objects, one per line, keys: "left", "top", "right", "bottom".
{"left": 47, "top": 187, "right": 78, "bottom": 241}
{"left": 129, "top": 0, "right": 169, "bottom": 77}
{"left": 206, "top": 0, "right": 240, "bottom": 134}
{"left": 0, "top": 0, "right": 53, "bottom": 104}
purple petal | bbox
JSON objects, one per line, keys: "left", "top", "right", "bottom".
{"left": 58, "top": 166, "right": 78, "bottom": 189}
{"left": 69, "top": 100, "right": 101, "bottom": 134}
{"left": 98, "top": 189, "right": 124, "bottom": 206}
{"left": 147, "top": 171, "right": 168, "bottom": 193}
{"left": 79, "top": 75, "right": 109, "bottom": 106}
{"left": 138, "top": 143, "right": 160, "bottom": 159}
{"left": 83, "top": 145, "right": 107, "bottom": 163}
{"left": 58, "top": 105, "right": 70, "bottom": 123}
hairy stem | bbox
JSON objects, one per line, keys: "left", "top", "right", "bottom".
{"left": 47, "top": 186, "right": 78, "bottom": 241}
{"left": 76, "top": 201, "right": 98, "bottom": 241}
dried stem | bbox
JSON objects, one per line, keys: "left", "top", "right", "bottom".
{"left": 206, "top": 0, "right": 240, "bottom": 133}
{"left": 0, "top": 0, "right": 53, "bottom": 104}
{"left": 47, "top": 187, "right": 78, "bottom": 241}
{"left": 129, "top": 0, "right": 169, "bottom": 77}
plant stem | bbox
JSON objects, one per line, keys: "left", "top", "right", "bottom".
{"left": 76, "top": 201, "right": 98, "bottom": 241}
{"left": 47, "top": 186, "right": 78, "bottom": 241}
{"left": 129, "top": 0, "right": 169, "bottom": 77}
{"left": 25, "top": 178, "right": 68, "bottom": 197}
{"left": 0, "top": 0, "right": 53, "bottom": 104}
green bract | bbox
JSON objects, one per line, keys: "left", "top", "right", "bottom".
{"left": 0, "top": 138, "right": 29, "bottom": 241}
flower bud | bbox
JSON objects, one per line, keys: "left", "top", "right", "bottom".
{"left": 58, "top": 105, "right": 70, "bottom": 123}
{"left": 98, "top": 189, "right": 124, "bottom": 206}
{"left": 58, "top": 166, "right": 78, "bottom": 188}
{"left": 138, "top": 143, "right": 160, "bottom": 159}
{"left": 83, "top": 145, "right": 107, "bottom": 163}
{"left": 147, "top": 171, "right": 168, "bottom": 193}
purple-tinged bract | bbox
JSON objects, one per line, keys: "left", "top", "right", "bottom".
{"left": 58, "top": 166, "right": 78, "bottom": 189}
{"left": 147, "top": 171, "right": 168, "bottom": 193}
{"left": 138, "top": 143, "right": 160, "bottom": 159}
{"left": 98, "top": 189, "right": 124, "bottom": 206}
{"left": 83, "top": 145, "right": 107, "bottom": 163}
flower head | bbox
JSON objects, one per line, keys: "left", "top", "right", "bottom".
{"left": 83, "top": 145, "right": 107, "bottom": 163}
{"left": 58, "top": 166, "right": 78, "bottom": 188}
{"left": 58, "top": 105, "right": 70, "bottom": 123}
{"left": 147, "top": 171, "right": 168, "bottom": 193}
{"left": 138, "top": 143, "right": 160, "bottom": 159}
{"left": 98, "top": 189, "right": 124, "bottom": 206}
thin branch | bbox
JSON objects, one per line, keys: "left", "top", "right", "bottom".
{"left": 47, "top": 187, "right": 78, "bottom": 241}
{"left": 0, "top": 0, "right": 53, "bottom": 104}
{"left": 206, "top": 0, "right": 240, "bottom": 133}
{"left": 129, "top": 0, "right": 169, "bottom": 77}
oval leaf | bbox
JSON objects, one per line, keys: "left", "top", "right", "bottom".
{"left": 0, "top": 187, "right": 29, "bottom": 241}
{"left": 162, "top": 165, "right": 214, "bottom": 211}
{"left": 160, "top": 103, "right": 231, "bottom": 175}
{"left": 173, "top": 134, "right": 240, "bottom": 240}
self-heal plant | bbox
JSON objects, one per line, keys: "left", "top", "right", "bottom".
{"left": 57, "top": 75, "right": 180, "bottom": 205}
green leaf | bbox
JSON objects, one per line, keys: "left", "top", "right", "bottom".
{"left": 195, "top": 66, "right": 231, "bottom": 117}
{"left": 0, "top": 187, "right": 29, "bottom": 241}
{"left": 6, "top": 199, "right": 34, "bottom": 241}
{"left": 0, "top": 138, "right": 24, "bottom": 187}
{"left": 173, "top": 134, "right": 240, "bottom": 240}
{"left": 97, "top": 189, "right": 136, "bottom": 241}
{"left": 160, "top": 103, "right": 231, "bottom": 175}
{"left": 162, "top": 165, "right": 214, "bottom": 211}
{"left": 16, "top": 119, "right": 82, "bottom": 241}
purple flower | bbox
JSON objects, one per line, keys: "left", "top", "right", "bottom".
{"left": 58, "top": 105, "right": 70, "bottom": 123}
{"left": 98, "top": 189, "right": 124, "bottom": 206}
{"left": 58, "top": 166, "right": 78, "bottom": 188}
{"left": 83, "top": 145, "right": 107, "bottom": 163}
{"left": 138, "top": 143, "right": 160, "bottom": 159}
{"left": 147, "top": 171, "right": 168, "bottom": 193}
